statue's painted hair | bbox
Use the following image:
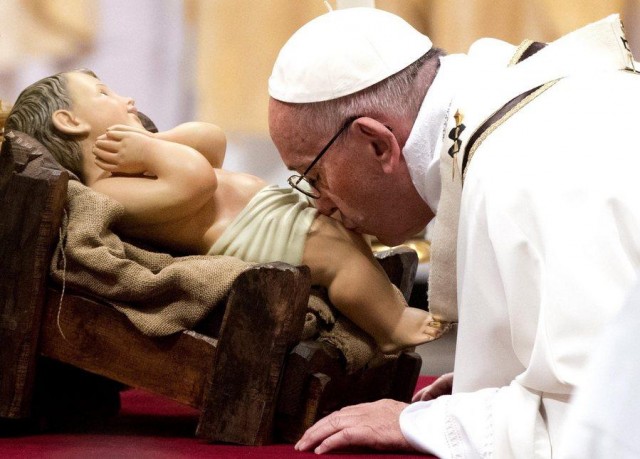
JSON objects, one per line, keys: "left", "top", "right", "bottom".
{"left": 4, "top": 68, "right": 97, "bottom": 179}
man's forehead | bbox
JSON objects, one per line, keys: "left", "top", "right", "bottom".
{"left": 269, "top": 99, "right": 327, "bottom": 170}
{"left": 282, "top": 146, "right": 315, "bottom": 172}
{"left": 274, "top": 126, "right": 320, "bottom": 170}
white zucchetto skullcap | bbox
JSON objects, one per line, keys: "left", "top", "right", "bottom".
{"left": 269, "top": 7, "right": 432, "bottom": 103}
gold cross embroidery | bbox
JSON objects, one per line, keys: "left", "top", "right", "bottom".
{"left": 448, "top": 110, "right": 465, "bottom": 179}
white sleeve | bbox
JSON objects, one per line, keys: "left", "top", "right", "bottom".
{"left": 400, "top": 391, "right": 496, "bottom": 459}
{"left": 400, "top": 384, "right": 549, "bottom": 459}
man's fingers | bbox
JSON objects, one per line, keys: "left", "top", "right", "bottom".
{"left": 295, "top": 412, "right": 346, "bottom": 451}
{"left": 412, "top": 372, "right": 454, "bottom": 402}
{"left": 296, "top": 406, "right": 367, "bottom": 451}
{"left": 412, "top": 386, "right": 431, "bottom": 402}
{"left": 296, "top": 400, "right": 409, "bottom": 454}
{"left": 314, "top": 426, "right": 371, "bottom": 454}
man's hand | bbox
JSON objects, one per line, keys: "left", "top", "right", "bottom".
{"left": 93, "top": 126, "right": 153, "bottom": 175}
{"left": 295, "top": 399, "right": 414, "bottom": 454}
{"left": 412, "top": 372, "right": 453, "bottom": 402}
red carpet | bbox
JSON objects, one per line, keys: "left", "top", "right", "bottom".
{"left": 0, "top": 376, "right": 437, "bottom": 458}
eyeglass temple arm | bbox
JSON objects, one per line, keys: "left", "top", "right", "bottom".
{"left": 299, "top": 116, "right": 360, "bottom": 177}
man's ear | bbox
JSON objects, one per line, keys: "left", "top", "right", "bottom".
{"left": 353, "top": 117, "right": 401, "bottom": 174}
{"left": 52, "top": 109, "right": 90, "bottom": 135}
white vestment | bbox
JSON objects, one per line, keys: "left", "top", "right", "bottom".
{"left": 400, "top": 15, "right": 640, "bottom": 458}
{"left": 557, "top": 274, "right": 640, "bottom": 458}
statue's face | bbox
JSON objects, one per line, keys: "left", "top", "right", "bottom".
{"left": 65, "top": 71, "right": 143, "bottom": 138}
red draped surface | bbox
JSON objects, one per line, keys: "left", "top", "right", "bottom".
{"left": 0, "top": 376, "right": 438, "bottom": 458}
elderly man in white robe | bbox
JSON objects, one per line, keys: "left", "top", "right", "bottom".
{"left": 268, "top": 7, "right": 640, "bottom": 459}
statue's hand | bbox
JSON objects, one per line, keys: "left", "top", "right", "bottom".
{"left": 93, "top": 126, "right": 153, "bottom": 175}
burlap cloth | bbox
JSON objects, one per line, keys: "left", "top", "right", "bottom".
{"left": 49, "top": 180, "right": 391, "bottom": 372}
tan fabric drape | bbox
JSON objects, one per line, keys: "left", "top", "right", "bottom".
{"left": 193, "top": 0, "right": 637, "bottom": 135}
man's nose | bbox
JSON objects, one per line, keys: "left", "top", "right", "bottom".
{"left": 314, "top": 194, "right": 338, "bottom": 216}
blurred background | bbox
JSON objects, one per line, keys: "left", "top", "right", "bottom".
{"left": 1, "top": 0, "right": 638, "bottom": 374}
{"left": 2, "top": 0, "right": 638, "bottom": 183}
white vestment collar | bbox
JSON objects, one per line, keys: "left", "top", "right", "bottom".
{"left": 403, "top": 14, "right": 632, "bottom": 211}
{"left": 402, "top": 54, "right": 467, "bottom": 212}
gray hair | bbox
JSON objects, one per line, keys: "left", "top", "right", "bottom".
{"left": 288, "top": 48, "right": 444, "bottom": 139}
{"left": 5, "top": 68, "right": 97, "bottom": 180}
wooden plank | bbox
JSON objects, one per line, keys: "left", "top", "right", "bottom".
{"left": 0, "top": 133, "right": 68, "bottom": 419}
{"left": 389, "top": 351, "right": 422, "bottom": 402}
{"left": 196, "top": 263, "right": 310, "bottom": 445}
{"left": 275, "top": 341, "right": 342, "bottom": 418}
{"left": 275, "top": 249, "right": 422, "bottom": 443}
{"left": 274, "top": 340, "right": 422, "bottom": 443}
{"left": 298, "top": 372, "right": 331, "bottom": 437}
{"left": 40, "top": 289, "right": 217, "bottom": 408}
{"left": 275, "top": 342, "right": 339, "bottom": 442}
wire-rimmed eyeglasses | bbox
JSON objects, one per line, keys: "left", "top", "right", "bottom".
{"left": 287, "top": 116, "right": 360, "bottom": 199}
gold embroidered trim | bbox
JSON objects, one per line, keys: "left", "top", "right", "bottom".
{"left": 462, "top": 79, "right": 560, "bottom": 183}
{"left": 509, "top": 39, "right": 535, "bottom": 66}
